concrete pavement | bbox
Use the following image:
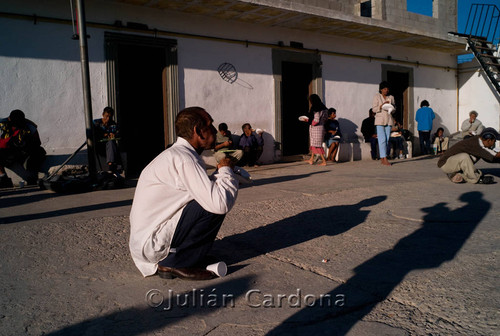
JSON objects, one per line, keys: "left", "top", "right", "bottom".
{"left": 0, "top": 155, "right": 498, "bottom": 335}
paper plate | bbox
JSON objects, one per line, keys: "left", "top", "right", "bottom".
{"left": 298, "top": 116, "right": 309, "bottom": 122}
{"left": 233, "top": 166, "right": 252, "bottom": 184}
{"left": 382, "top": 103, "right": 395, "bottom": 113}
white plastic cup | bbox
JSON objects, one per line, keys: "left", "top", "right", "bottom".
{"left": 206, "top": 261, "right": 227, "bottom": 277}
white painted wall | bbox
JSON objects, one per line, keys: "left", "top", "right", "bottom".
{"left": 412, "top": 66, "right": 458, "bottom": 136}
{"left": 458, "top": 59, "right": 500, "bottom": 132}
{"left": 178, "top": 38, "right": 274, "bottom": 134}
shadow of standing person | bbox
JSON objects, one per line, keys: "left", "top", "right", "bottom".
{"left": 267, "top": 191, "right": 490, "bottom": 335}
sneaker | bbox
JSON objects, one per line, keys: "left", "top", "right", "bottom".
{"left": 477, "top": 176, "right": 494, "bottom": 184}
{"left": 0, "top": 175, "right": 14, "bottom": 188}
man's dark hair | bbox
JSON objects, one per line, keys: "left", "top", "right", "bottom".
{"left": 328, "top": 108, "right": 336, "bottom": 117}
{"left": 175, "top": 107, "right": 212, "bottom": 139}
{"left": 241, "top": 123, "right": 251, "bottom": 131}
{"left": 103, "top": 106, "right": 114, "bottom": 116}
{"left": 9, "top": 109, "right": 26, "bottom": 128}
{"left": 420, "top": 100, "right": 430, "bottom": 107}
{"left": 218, "top": 123, "right": 228, "bottom": 132}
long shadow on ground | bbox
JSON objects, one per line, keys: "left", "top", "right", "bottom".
{"left": 0, "top": 199, "right": 132, "bottom": 225}
{"left": 44, "top": 276, "right": 253, "bottom": 336}
{"left": 216, "top": 196, "right": 387, "bottom": 265}
{"left": 267, "top": 191, "right": 489, "bottom": 335}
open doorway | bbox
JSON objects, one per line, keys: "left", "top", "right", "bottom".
{"left": 387, "top": 71, "right": 409, "bottom": 127}
{"left": 116, "top": 44, "right": 166, "bottom": 177}
{"left": 272, "top": 49, "right": 322, "bottom": 158}
{"left": 105, "top": 33, "right": 178, "bottom": 177}
{"left": 281, "top": 62, "right": 313, "bottom": 156}
{"left": 383, "top": 66, "right": 413, "bottom": 131}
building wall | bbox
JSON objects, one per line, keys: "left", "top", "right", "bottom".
{"left": 458, "top": 59, "right": 500, "bottom": 132}
{"left": 0, "top": 0, "right": 461, "bottom": 165}
{"left": 179, "top": 38, "right": 274, "bottom": 135}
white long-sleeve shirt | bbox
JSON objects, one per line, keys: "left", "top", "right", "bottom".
{"left": 129, "top": 137, "right": 239, "bottom": 276}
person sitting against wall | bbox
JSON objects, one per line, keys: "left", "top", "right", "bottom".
{"left": 361, "top": 108, "right": 378, "bottom": 160}
{"left": 93, "top": 106, "right": 121, "bottom": 173}
{"left": 388, "top": 120, "right": 406, "bottom": 159}
{"left": 461, "top": 111, "right": 484, "bottom": 139}
{"left": 324, "top": 108, "right": 342, "bottom": 162}
{"left": 0, "top": 109, "right": 46, "bottom": 187}
{"left": 214, "top": 122, "right": 243, "bottom": 164}
{"left": 238, "top": 123, "right": 263, "bottom": 167}
{"left": 432, "top": 127, "right": 449, "bottom": 154}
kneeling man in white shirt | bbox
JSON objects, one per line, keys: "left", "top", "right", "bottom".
{"left": 129, "top": 107, "right": 239, "bottom": 280}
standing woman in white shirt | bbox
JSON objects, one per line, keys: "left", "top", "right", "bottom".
{"left": 372, "top": 81, "right": 395, "bottom": 166}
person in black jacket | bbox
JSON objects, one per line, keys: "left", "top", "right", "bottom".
{"left": 0, "top": 109, "right": 46, "bottom": 187}
{"left": 361, "top": 109, "right": 378, "bottom": 160}
{"left": 438, "top": 128, "right": 500, "bottom": 184}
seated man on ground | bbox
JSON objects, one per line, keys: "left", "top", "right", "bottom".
{"left": 460, "top": 111, "right": 484, "bottom": 139}
{"left": 213, "top": 122, "right": 243, "bottom": 164}
{"left": 93, "top": 106, "right": 121, "bottom": 173}
{"left": 324, "top": 108, "right": 341, "bottom": 162}
{"left": 432, "top": 127, "right": 449, "bottom": 154}
{"left": 437, "top": 127, "right": 500, "bottom": 184}
{"left": 238, "top": 123, "right": 263, "bottom": 167}
{"left": 361, "top": 108, "right": 378, "bottom": 160}
{"left": 0, "top": 109, "right": 46, "bottom": 187}
{"left": 129, "top": 107, "right": 239, "bottom": 280}
{"left": 388, "top": 120, "right": 405, "bottom": 159}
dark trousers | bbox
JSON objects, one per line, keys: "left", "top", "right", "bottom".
{"left": 368, "top": 137, "right": 378, "bottom": 159}
{"left": 96, "top": 140, "right": 119, "bottom": 164}
{"left": 0, "top": 146, "right": 46, "bottom": 178}
{"left": 419, "top": 131, "right": 431, "bottom": 155}
{"left": 240, "top": 146, "right": 263, "bottom": 167}
{"left": 389, "top": 136, "right": 404, "bottom": 158}
{"left": 158, "top": 200, "right": 225, "bottom": 268}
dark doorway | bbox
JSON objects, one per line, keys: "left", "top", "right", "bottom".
{"left": 281, "top": 62, "right": 312, "bottom": 156}
{"left": 116, "top": 44, "right": 167, "bottom": 177}
{"left": 387, "top": 71, "right": 410, "bottom": 128}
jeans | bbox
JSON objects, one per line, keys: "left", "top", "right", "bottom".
{"left": 376, "top": 125, "right": 392, "bottom": 159}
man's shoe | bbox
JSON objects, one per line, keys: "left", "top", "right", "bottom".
{"left": 0, "top": 175, "right": 14, "bottom": 188}
{"left": 157, "top": 266, "right": 215, "bottom": 280}
{"left": 477, "top": 176, "right": 494, "bottom": 184}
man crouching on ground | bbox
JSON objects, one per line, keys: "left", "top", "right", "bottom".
{"left": 438, "top": 127, "right": 500, "bottom": 184}
{"left": 129, "top": 107, "right": 239, "bottom": 280}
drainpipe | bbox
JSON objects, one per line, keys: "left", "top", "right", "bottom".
{"left": 456, "top": 63, "right": 460, "bottom": 132}
{"left": 76, "top": 0, "right": 97, "bottom": 180}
